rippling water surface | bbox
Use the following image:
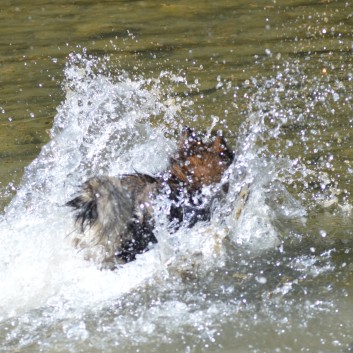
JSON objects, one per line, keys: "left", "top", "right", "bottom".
{"left": 0, "top": 1, "right": 353, "bottom": 352}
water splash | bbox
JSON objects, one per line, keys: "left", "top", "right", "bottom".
{"left": 0, "top": 54, "right": 186, "bottom": 320}
{"left": 0, "top": 54, "right": 351, "bottom": 352}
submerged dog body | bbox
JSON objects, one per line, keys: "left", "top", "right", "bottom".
{"left": 67, "top": 129, "right": 234, "bottom": 268}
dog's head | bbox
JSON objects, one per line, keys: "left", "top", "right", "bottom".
{"left": 170, "top": 128, "right": 234, "bottom": 191}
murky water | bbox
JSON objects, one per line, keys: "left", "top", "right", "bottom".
{"left": 1, "top": 1, "right": 353, "bottom": 352}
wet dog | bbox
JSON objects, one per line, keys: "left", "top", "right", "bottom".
{"left": 67, "top": 128, "right": 234, "bottom": 269}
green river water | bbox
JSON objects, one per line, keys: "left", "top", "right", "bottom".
{"left": 0, "top": 1, "right": 353, "bottom": 352}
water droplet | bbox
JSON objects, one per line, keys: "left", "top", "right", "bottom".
{"left": 255, "top": 276, "right": 267, "bottom": 284}
{"left": 319, "top": 230, "right": 327, "bottom": 238}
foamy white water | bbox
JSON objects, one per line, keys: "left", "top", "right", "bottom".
{"left": 0, "top": 60, "right": 177, "bottom": 320}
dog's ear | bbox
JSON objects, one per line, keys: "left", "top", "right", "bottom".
{"left": 211, "top": 135, "right": 235, "bottom": 162}
{"left": 178, "top": 127, "right": 194, "bottom": 151}
{"left": 179, "top": 127, "right": 200, "bottom": 155}
{"left": 211, "top": 135, "right": 226, "bottom": 154}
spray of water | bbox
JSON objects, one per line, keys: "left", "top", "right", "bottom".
{"left": 1, "top": 53, "right": 350, "bottom": 352}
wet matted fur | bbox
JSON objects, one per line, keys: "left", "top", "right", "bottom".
{"left": 67, "top": 174, "right": 160, "bottom": 266}
{"left": 67, "top": 128, "right": 235, "bottom": 268}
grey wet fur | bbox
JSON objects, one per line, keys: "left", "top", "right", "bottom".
{"left": 67, "top": 174, "right": 160, "bottom": 268}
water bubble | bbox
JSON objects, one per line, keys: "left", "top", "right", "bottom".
{"left": 332, "top": 92, "right": 339, "bottom": 101}
{"left": 255, "top": 276, "right": 267, "bottom": 284}
{"left": 319, "top": 230, "right": 327, "bottom": 238}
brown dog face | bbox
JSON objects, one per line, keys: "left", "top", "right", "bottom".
{"left": 170, "top": 128, "right": 234, "bottom": 191}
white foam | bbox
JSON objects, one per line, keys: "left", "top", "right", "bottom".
{"left": 0, "top": 63, "right": 176, "bottom": 320}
